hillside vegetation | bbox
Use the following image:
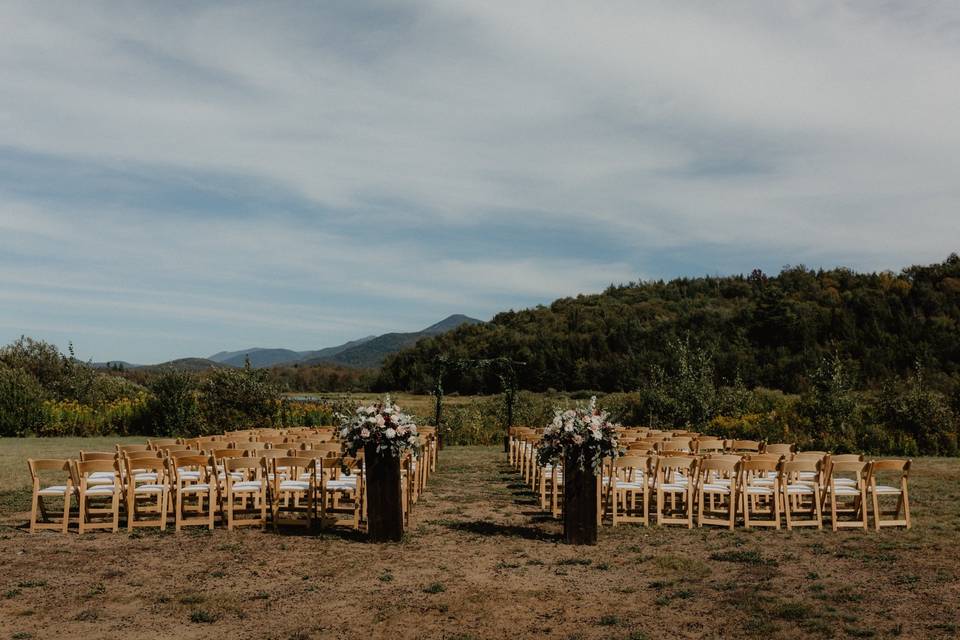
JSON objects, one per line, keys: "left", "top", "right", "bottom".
{"left": 380, "top": 256, "right": 960, "bottom": 395}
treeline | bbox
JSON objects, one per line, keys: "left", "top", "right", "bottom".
{"left": 0, "top": 337, "right": 334, "bottom": 438}
{"left": 379, "top": 255, "right": 960, "bottom": 395}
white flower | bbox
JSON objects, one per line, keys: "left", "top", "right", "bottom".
{"left": 572, "top": 434, "right": 584, "bottom": 445}
{"left": 376, "top": 414, "right": 386, "bottom": 426}
{"left": 360, "top": 427, "right": 370, "bottom": 438}
{"left": 385, "top": 428, "right": 396, "bottom": 439}
{"left": 340, "top": 428, "right": 349, "bottom": 438}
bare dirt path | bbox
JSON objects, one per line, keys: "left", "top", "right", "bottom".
{"left": 1, "top": 446, "right": 959, "bottom": 639}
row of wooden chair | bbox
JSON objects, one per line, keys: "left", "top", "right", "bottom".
{"left": 27, "top": 427, "right": 439, "bottom": 535}
{"left": 507, "top": 428, "right": 911, "bottom": 531}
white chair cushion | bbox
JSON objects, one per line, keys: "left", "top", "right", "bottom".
{"left": 744, "top": 485, "right": 774, "bottom": 495}
{"left": 659, "top": 483, "right": 688, "bottom": 492}
{"left": 180, "top": 483, "right": 211, "bottom": 493}
{"left": 614, "top": 481, "right": 646, "bottom": 491}
{"left": 176, "top": 469, "right": 202, "bottom": 480}
{"left": 90, "top": 471, "right": 115, "bottom": 479}
{"left": 833, "top": 478, "right": 858, "bottom": 486}
{"left": 325, "top": 480, "right": 356, "bottom": 492}
{"left": 84, "top": 485, "right": 117, "bottom": 495}
{"left": 231, "top": 481, "right": 263, "bottom": 492}
{"left": 133, "top": 472, "right": 158, "bottom": 482}
{"left": 279, "top": 480, "right": 310, "bottom": 492}
{"left": 870, "top": 485, "right": 902, "bottom": 495}
{"left": 701, "top": 483, "right": 731, "bottom": 494}
{"left": 38, "top": 485, "right": 71, "bottom": 496}
{"left": 829, "top": 485, "right": 861, "bottom": 496}
{"left": 785, "top": 484, "right": 816, "bottom": 495}
{"left": 134, "top": 483, "right": 167, "bottom": 494}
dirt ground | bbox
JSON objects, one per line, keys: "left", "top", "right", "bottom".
{"left": 1, "top": 446, "right": 959, "bottom": 640}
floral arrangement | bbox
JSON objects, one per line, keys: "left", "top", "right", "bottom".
{"left": 338, "top": 395, "right": 420, "bottom": 458}
{"left": 536, "top": 396, "right": 622, "bottom": 474}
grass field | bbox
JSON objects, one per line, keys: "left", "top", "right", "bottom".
{"left": 1, "top": 444, "right": 958, "bottom": 639}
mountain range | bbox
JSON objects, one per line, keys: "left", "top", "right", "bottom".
{"left": 99, "top": 314, "right": 481, "bottom": 371}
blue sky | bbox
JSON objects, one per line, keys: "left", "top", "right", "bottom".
{"left": 2, "top": 1, "right": 958, "bottom": 364}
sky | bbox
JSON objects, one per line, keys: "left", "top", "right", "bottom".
{"left": 1, "top": 1, "right": 959, "bottom": 364}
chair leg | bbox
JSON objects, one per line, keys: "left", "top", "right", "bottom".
{"left": 61, "top": 491, "right": 72, "bottom": 534}
{"left": 29, "top": 489, "right": 39, "bottom": 534}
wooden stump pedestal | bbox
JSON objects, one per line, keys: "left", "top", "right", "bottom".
{"left": 563, "top": 451, "right": 599, "bottom": 545}
{"left": 364, "top": 444, "right": 404, "bottom": 542}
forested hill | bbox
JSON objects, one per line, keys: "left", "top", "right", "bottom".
{"left": 378, "top": 255, "right": 960, "bottom": 394}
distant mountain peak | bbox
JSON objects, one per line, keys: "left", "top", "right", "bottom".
{"left": 192, "top": 315, "right": 483, "bottom": 370}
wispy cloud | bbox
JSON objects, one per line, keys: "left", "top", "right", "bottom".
{"left": 1, "top": 1, "right": 957, "bottom": 361}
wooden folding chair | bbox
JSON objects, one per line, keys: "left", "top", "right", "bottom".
{"left": 610, "top": 455, "right": 651, "bottom": 526}
{"left": 779, "top": 459, "right": 823, "bottom": 530}
{"left": 263, "top": 456, "right": 316, "bottom": 531}
{"left": 27, "top": 459, "right": 74, "bottom": 534}
{"left": 123, "top": 457, "right": 168, "bottom": 531}
{"left": 319, "top": 458, "right": 362, "bottom": 530}
{"left": 866, "top": 459, "right": 911, "bottom": 530}
{"left": 738, "top": 459, "right": 781, "bottom": 529}
{"left": 653, "top": 456, "right": 697, "bottom": 528}
{"left": 167, "top": 455, "right": 216, "bottom": 531}
{"left": 74, "top": 460, "right": 121, "bottom": 534}
{"left": 696, "top": 458, "right": 738, "bottom": 529}
{"left": 223, "top": 458, "right": 267, "bottom": 530}
{"left": 823, "top": 460, "right": 869, "bottom": 531}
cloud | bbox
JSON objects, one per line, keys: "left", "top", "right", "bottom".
{"left": 0, "top": 1, "right": 958, "bottom": 361}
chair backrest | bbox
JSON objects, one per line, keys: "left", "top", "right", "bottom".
{"left": 655, "top": 455, "right": 697, "bottom": 478}
{"left": 253, "top": 449, "right": 288, "bottom": 461}
{"left": 80, "top": 451, "right": 115, "bottom": 461}
{"left": 147, "top": 438, "right": 179, "bottom": 450}
{"left": 224, "top": 457, "right": 261, "bottom": 473}
{"left": 614, "top": 455, "right": 650, "bottom": 478}
{"left": 264, "top": 456, "right": 316, "bottom": 479}
{"left": 159, "top": 444, "right": 192, "bottom": 455}
{"left": 730, "top": 440, "right": 761, "bottom": 453}
{"left": 230, "top": 442, "right": 260, "bottom": 451}
{"left": 658, "top": 438, "right": 692, "bottom": 453}
{"left": 125, "top": 450, "right": 162, "bottom": 461}
{"left": 738, "top": 458, "right": 779, "bottom": 482}
{"left": 212, "top": 448, "right": 245, "bottom": 461}
{"left": 828, "top": 459, "right": 869, "bottom": 481}
{"left": 779, "top": 458, "right": 821, "bottom": 481}
{"left": 706, "top": 453, "right": 742, "bottom": 463}
{"left": 75, "top": 459, "right": 119, "bottom": 480}
{"left": 831, "top": 454, "right": 864, "bottom": 463}
{"left": 697, "top": 458, "right": 738, "bottom": 482}
{"left": 695, "top": 438, "right": 725, "bottom": 453}
{"left": 124, "top": 455, "right": 167, "bottom": 476}
{"left": 28, "top": 458, "right": 72, "bottom": 485}
{"left": 167, "top": 455, "right": 213, "bottom": 483}
{"left": 763, "top": 443, "right": 795, "bottom": 455}
{"left": 866, "top": 459, "right": 910, "bottom": 486}
{"left": 168, "top": 449, "right": 203, "bottom": 462}
{"left": 117, "top": 444, "right": 149, "bottom": 454}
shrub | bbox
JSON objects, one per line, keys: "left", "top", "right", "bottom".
{"left": 0, "top": 365, "right": 47, "bottom": 436}
{"left": 199, "top": 367, "right": 281, "bottom": 433}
